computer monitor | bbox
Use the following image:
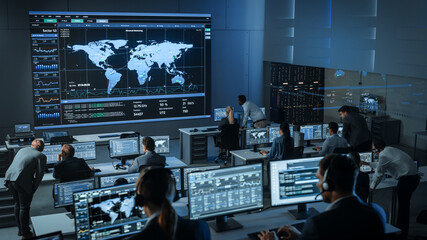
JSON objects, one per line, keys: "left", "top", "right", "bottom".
{"left": 213, "top": 107, "right": 232, "bottom": 122}
{"left": 109, "top": 137, "right": 140, "bottom": 158}
{"left": 268, "top": 126, "right": 280, "bottom": 143}
{"left": 14, "top": 123, "right": 32, "bottom": 134}
{"left": 270, "top": 157, "right": 323, "bottom": 219}
{"left": 359, "top": 152, "right": 373, "bottom": 172}
{"left": 73, "top": 183, "right": 147, "bottom": 240}
{"left": 98, "top": 173, "right": 141, "bottom": 188}
{"left": 43, "top": 144, "right": 62, "bottom": 165}
{"left": 247, "top": 107, "right": 266, "bottom": 121}
{"left": 29, "top": 231, "right": 63, "bottom": 240}
{"left": 188, "top": 164, "right": 263, "bottom": 232}
{"left": 53, "top": 178, "right": 95, "bottom": 208}
{"left": 140, "top": 136, "right": 170, "bottom": 154}
{"left": 170, "top": 168, "right": 182, "bottom": 192}
{"left": 43, "top": 131, "right": 69, "bottom": 143}
{"left": 183, "top": 165, "right": 221, "bottom": 191}
{"left": 322, "top": 123, "right": 343, "bottom": 139}
{"left": 245, "top": 128, "right": 269, "bottom": 151}
{"left": 70, "top": 142, "right": 96, "bottom": 160}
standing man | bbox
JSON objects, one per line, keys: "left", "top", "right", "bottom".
{"left": 5, "top": 139, "right": 47, "bottom": 239}
{"left": 128, "top": 137, "right": 166, "bottom": 173}
{"left": 53, "top": 144, "right": 93, "bottom": 182}
{"left": 258, "top": 154, "right": 386, "bottom": 240}
{"left": 362, "top": 139, "right": 419, "bottom": 239}
{"left": 316, "top": 122, "right": 348, "bottom": 156}
{"left": 238, "top": 95, "right": 266, "bottom": 129}
{"left": 338, "top": 105, "right": 371, "bottom": 152}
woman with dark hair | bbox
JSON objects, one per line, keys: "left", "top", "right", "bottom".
{"left": 128, "top": 168, "right": 211, "bottom": 240}
{"left": 261, "top": 122, "right": 294, "bottom": 160}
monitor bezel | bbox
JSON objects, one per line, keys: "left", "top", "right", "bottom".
{"left": 53, "top": 178, "right": 95, "bottom": 208}
{"left": 300, "top": 124, "right": 323, "bottom": 140}
{"left": 109, "top": 137, "right": 140, "bottom": 158}
{"left": 269, "top": 157, "right": 323, "bottom": 207}
{"left": 245, "top": 127, "right": 269, "bottom": 146}
{"left": 187, "top": 163, "right": 264, "bottom": 220}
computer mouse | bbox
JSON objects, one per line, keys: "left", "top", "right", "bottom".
{"left": 193, "top": 128, "right": 199, "bottom": 132}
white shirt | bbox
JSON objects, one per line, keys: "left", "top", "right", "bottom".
{"left": 241, "top": 101, "right": 266, "bottom": 127}
{"left": 370, "top": 146, "right": 418, "bottom": 189}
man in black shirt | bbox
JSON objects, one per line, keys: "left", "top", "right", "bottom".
{"left": 53, "top": 144, "right": 92, "bottom": 182}
{"left": 338, "top": 106, "right": 371, "bottom": 152}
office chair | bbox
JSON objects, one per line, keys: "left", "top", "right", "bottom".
{"left": 415, "top": 210, "right": 427, "bottom": 240}
{"left": 286, "top": 146, "right": 304, "bottom": 159}
{"left": 217, "top": 124, "right": 240, "bottom": 165}
{"left": 333, "top": 147, "right": 350, "bottom": 154}
{"left": 138, "top": 162, "right": 166, "bottom": 172}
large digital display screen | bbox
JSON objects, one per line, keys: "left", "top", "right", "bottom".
{"left": 29, "top": 11, "right": 211, "bottom": 129}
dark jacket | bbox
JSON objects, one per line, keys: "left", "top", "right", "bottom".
{"left": 128, "top": 151, "right": 166, "bottom": 173}
{"left": 356, "top": 171, "right": 370, "bottom": 202}
{"left": 342, "top": 112, "right": 371, "bottom": 148}
{"left": 300, "top": 196, "right": 386, "bottom": 240}
{"left": 127, "top": 216, "right": 211, "bottom": 240}
{"left": 53, "top": 157, "right": 92, "bottom": 182}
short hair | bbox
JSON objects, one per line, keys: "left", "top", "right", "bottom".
{"left": 114, "top": 178, "right": 129, "bottom": 186}
{"left": 238, "top": 95, "right": 246, "bottom": 103}
{"left": 62, "top": 144, "right": 75, "bottom": 158}
{"left": 319, "top": 154, "right": 358, "bottom": 193}
{"left": 31, "top": 139, "right": 45, "bottom": 152}
{"left": 373, "top": 138, "right": 386, "bottom": 151}
{"left": 338, "top": 105, "right": 352, "bottom": 113}
{"left": 328, "top": 122, "right": 339, "bottom": 134}
{"left": 348, "top": 152, "right": 361, "bottom": 166}
{"left": 142, "top": 137, "right": 155, "bottom": 151}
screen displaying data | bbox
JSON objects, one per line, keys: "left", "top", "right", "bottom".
{"left": 322, "top": 123, "right": 343, "bottom": 139}
{"left": 43, "top": 131, "right": 68, "bottom": 142}
{"left": 140, "top": 136, "right": 169, "bottom": 154}
{"left": 53, "top": 179, "right": 95, "bottom": 207}
{"left": 213, "top": 108, "right": 227, "bottom": 122}
{"left": 359, "top": 152, "right": 373, "bottom": 172}
{"left": 29, "top": 11, "right": 212, "bottom": 129}
{"left": 268, "top": 126, "right": 280, "bottom": 143}
{"left": 300, "top": 125, "right": 322, "bottom": 140}
{"left": 270, "top": 157, "right": 323, "bottom": 207}
{"left": 73, "top": 184, "right": 147, "bottom": 240}
{"left": 245, "top": 128, "right": 269, "bottom": 145}
{"left": 183, "top": 165, "right": 220, "bottom": 190}
{"left": 188, "top": 164, "right": 263, "bottom": 220}
{"left": 70, "top": 142, "right": 96, "bottom": 160}
{"left": 98, "top": 173, "right": 140, "bottom": 188}
{"left": 109, "top": 137, "right": 140, "bottom": 157}
{"left": 15, "top": 124, "right": 31, "bottom": 134}
{"left": 43, "top": 144, "right": 62, "bottom": 164}
{"left": 170, "top": 168, "right": 182, "bottom": 191}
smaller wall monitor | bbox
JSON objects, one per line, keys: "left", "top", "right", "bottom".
{"left": 183, "top": 165, "right": 221, "bottom": 191}
{"left": 70, "top": 142, "right": 96, "bottom": 160}
{"left": 53, "top": 178, "right": 95, "bottom": 208}
{"left": 43, "top": 144, "right": 62, "bottom": 165}
{"left": 300, "top": 124, "right": 322, "bottom": 140}
{"left": 73, "top": 184, "right": 147, "bottom": 240}
{"left": 188, "top": 164, "right": 263, "bottom": 232}
{"left": 359, "top": 152, "right": 373, "bottom": 172}
{"left": 270, "top": 157, "right": 323, "bottom": 219}
{"left": 98, "top": 173, "right": 141, "bottom": 188}
{"left": 140, "top": 136, "right": 170, "bottom": 154}
{"left": 322, "top": 123, "right": 343, "bottom": 139}
{"left": 109, "top": 137, "right": 140, "bottom": 158}
{"left": 43, "top": 131, "right": 69, "bottom": 143}
{"left": 14, "top": 123, "right": 32, "bottom": 134}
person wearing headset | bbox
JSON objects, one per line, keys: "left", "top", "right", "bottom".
{"left": 128, "top": 167, "right": 211, "bottom": 240}
{"left": 258, "top": 154, "right": 386, "bottom": 240}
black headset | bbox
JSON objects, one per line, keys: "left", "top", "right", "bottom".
{"left": 134, "top": 167, "right": 179, "bottom": 207}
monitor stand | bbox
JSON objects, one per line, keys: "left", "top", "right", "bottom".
{"left": 209, "top": 216, "right": 243, "bottom": 232}
{"left": 114, "top": 157, "right": 133, "bottom": 170}
{"left": 288, "top": 203, "right": 319, "bottom": 220}
{"left": 250, "top": 145, "right": 258, "bottom": 152}
{"left": 305, "top": 140, "right": 315, "bottom": 147}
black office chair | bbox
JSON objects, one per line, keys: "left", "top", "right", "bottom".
{"left": 218, "top": 124, "right": 240, "bottom": 165}
{"left": 414, "top": 210, "right": 427, "bottom": 240}
{"left": 333, "top": 147, "right": 350, "bottom": 154}
{"left": 286, "top": 146, "right": 304, "bottom": 159}
{"left": 59, "top": 169, "right": 93, "bottom": 183}
{"left": 138, "top": 162, "right": 166, "bottom": 172}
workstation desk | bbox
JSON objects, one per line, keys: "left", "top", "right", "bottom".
{"left": 179, "top": 126, "right": 220, "bottom": 165}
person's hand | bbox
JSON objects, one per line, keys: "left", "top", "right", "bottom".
{"left": 260, "top": 150, "right": 268, "bottom": 156}
{"left": 315, "top": 146, "right": 321, "bottom": 151}
{"left": 90, "top": 167, "right": 95, "bottom": 170}
{"left": 258, "top": 229, "right": 277, "bottom": 240}
{"left": 277, "top": 225, "right": 301, "bottom": 240}
{"left": 130, "top": 161, "right": 134, "bottom": 166}
{"left": 57, "top": 153, "right": 62, "bottom": 162}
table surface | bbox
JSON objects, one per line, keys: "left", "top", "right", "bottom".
{"left": 178, "top": 126, "right": 220, "bottom": 135}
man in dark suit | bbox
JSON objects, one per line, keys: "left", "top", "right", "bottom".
{"left": 5, "top": 139, "right": 46, "bottom": 239}
{"left": 258, "top": 154, "right": 386, "bottom": 240}
{"left": 53, "top": 144, "right": 93, "bottom": 182}
{"left": 128, "top": 137, "right": 166, "bottom": 173}
{"left": 339, "top": 105, "right": 371, "bottom": 152}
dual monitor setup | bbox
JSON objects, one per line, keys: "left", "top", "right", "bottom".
{"left": 213, "top": 107, "right": 266, "bottom": 123}
{"left": 54, "top": 156, "right": 339, "bottom": 239}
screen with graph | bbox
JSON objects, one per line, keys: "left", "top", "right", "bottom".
{"left": 30, "top": 11, "right": 211, "bottom": 129}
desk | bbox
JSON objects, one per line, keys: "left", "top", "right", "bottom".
{"left": 179, "top": 126, "right": 220, "bottom": 164}
{"left": 41, "top": 157, "right": 187, "bottom": 182}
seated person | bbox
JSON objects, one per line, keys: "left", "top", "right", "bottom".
{"left": 128, "top": 137, "right": 166, "bottom": 173}
{"left": 215, "top": 106, "right": 237, "bottom": 157}
{"left": 128, "top": 168, "right": 211, "bottom": 240}
{"left": 53, "top": 144, "right": 92, "bottom": 182}
{"left": 261, "top": 123, "right": 294, "bottom": 160}
{"left": 316, "top": 122, "right": 348, "bottom": 156}
{"left": 259, "top": 154, "right": 386, "bottom": 240}
{"left": 348, "top": 152, "right": 370, "bottom": 202}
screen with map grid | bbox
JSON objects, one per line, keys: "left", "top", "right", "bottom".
{"left": 29, "top": 12, "right": 211, "bottom": 129}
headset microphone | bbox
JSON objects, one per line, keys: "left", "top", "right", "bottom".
{"left": 315, "top": 190, "right": 324, "bottom": 200}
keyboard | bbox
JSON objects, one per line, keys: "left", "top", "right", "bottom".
{"left": 202, "top": 127, "right": 218, "bottom": 132}
{"left": 247, "top": 222, "right": 305, "bottom": 239}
